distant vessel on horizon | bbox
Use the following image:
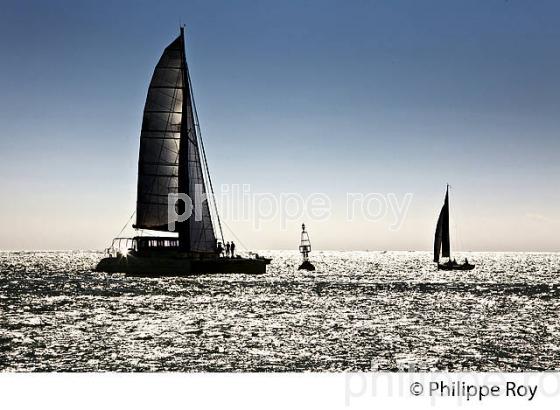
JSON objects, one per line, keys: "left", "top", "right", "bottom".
{"left": 96, "top": 28, "right": 270, "bottom": 276}
{"left": 434, "top": 185, "right": 475, "bottom": 271}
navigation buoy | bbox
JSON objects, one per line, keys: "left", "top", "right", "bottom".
{"left": 298, "top": 223, "right": 315, "bottom": 271}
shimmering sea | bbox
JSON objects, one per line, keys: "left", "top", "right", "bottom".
{"left": 1, "top": 251, "right": 559, "bottom": 372}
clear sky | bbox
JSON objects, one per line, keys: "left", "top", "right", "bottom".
{"left": 0, "top": 0, "right": 559, "bottom": 251}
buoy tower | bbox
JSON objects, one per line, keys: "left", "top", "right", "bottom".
{"left": 298, "top": 223, "right": 315, "bottom": 271}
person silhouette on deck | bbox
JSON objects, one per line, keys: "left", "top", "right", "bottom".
{"left": 225, "top": 242, "right": 230, "bottom": 257}
{"left": 217, "top": 242, "right": 224, "bottom": 257}
{"left": 230, "top": 241, "right": 236, "bottom": 258}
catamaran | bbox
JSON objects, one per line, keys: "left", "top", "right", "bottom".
{"left": 95, "top": 28, "right": 270, "bottom": 276}
{"left": 434, "top": 185, "right": 475, "bottom": 271}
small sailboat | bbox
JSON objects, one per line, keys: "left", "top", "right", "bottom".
{"left": 434, "top": 185, "right": 475, "bottom": 271}
{"left": 298, "top": 224, "right": 315, "bottom": 271}
{"left": 95, "top": 28, "right": 270, "bottom": 276}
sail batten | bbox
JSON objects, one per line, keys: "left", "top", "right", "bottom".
{"left": 135, "top": 30, "right": 216, "bottom": 253}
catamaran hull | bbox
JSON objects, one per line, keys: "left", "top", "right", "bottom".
{"left": 95, "top": 255, "right": 269, "bottom": 276}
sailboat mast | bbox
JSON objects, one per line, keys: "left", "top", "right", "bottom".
{"left": 177, "top": 26, "right": 191, "bottom": 251}
{"left": 443, "top": 184, "right": 451, "bottom": 259}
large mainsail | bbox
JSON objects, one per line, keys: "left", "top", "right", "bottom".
{"left": 433, "top": 186, "right": 451, "bottom": 262}
{"left": 136, "top": 28, "right": 216, "bottom": 252}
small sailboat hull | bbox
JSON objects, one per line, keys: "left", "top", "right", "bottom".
{"left": 437, "top": 262, "right": 475, "bottom": 271}
{"left": 95, "top": 254, "right": 270, "bottom": 276}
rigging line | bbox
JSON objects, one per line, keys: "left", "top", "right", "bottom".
{"left": 449, "top": 185, "right": 464, "bottom": 258}
{"left": 220, "top": 218, "right": 249, "bottom": 251}
{"left": 448, "top": 185, "right": 456, "bottom": 258}
{"left": 184, "top": 60, "right": 225, "bottom": 245}
{"left": 189, "top": 91, "right": 223, "bottom": 244}
{"left": 112, "top": 210, "right": 136, "bottom": 244}
{"left": 452, "top": 187, "right": 466, "bottom": 254}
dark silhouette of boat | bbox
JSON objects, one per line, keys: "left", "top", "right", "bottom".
{"left": 434, "top": 185, "right": 475, "bottom": 271}
{"left": 298, "top": 224, "right": 315, "bottom": 271}
{"left": 95, "top": 28, "right": 270, "bottom": 276}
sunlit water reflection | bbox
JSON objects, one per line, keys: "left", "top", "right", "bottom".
{"left": 1, "top": 251, "right": 559, "bottom": 371}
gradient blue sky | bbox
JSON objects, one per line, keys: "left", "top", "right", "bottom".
{"left": 0, "top": 0, "right": 559, "bottom": 251}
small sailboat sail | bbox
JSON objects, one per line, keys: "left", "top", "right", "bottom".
{"left": 298, "top": 224, "right": 315, "bottom": 271}
{"left": 135, "top": 27, "right": 215, "bottom": 253}
{"left": 433, "top": 186, "right": 450, "bottom": 263}
{"left": 433, "top": 185, "right": 474, "bottom": 271}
